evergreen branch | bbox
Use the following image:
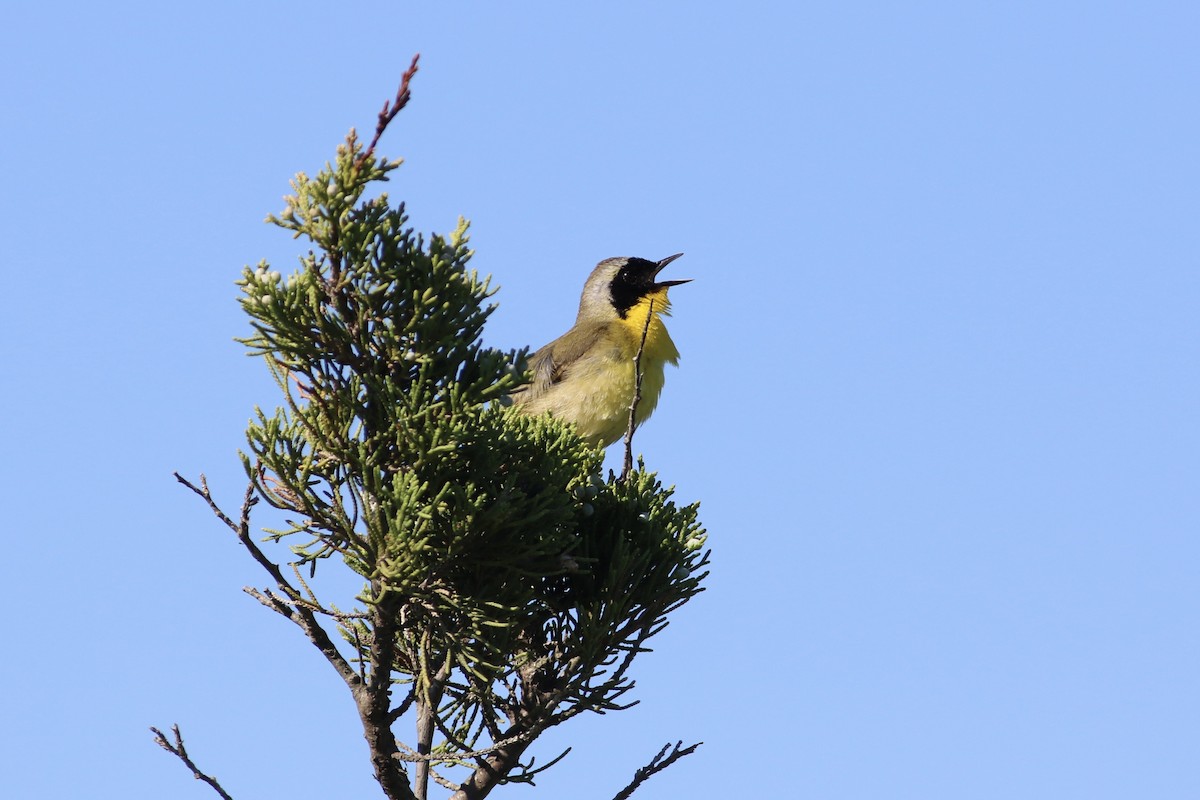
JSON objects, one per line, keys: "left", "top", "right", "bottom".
{"left": 395, "top": 731, "right": 530, "bottom": 764}
{"left": 621, "top": 298, "right": 655, "bottom": 481}
{"left": 478, "top": 691, "right": 506, "bottom": 742}
{"left": 177, "top": 66, "right": 708, "bottom": 800}
{"left": 609, "top": 741, "right": 702, "bottom": 800}
{"left": 291, "top": 562, "right": 321, "bottom": 604}
{"left": 361, "top": 54, "right": 421, "bottom": 167}
{"left": 536, "top": 601, "right": 669, "bottom": 727}
{"left": 150, "top": 724, "right": 235, "bottom": 800}
{"left": 291, "top": 598, "right": 369, "bottom": 622}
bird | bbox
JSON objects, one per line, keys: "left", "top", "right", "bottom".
{"left": 509, "top": 253, "right": 689, "bottom": 448}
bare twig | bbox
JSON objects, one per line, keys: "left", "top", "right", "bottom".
{"left": 174, "top": 471, "right": 420, "bottom": 797}
{"left": 387, "top": 686, "right": 418, "bottom": 724}
{"left": 174, "top": 471, "right": 257, "bottom": 537}
{"left": 150, "top": 724, "right": 235, "bottom": 800}
{"left": 173, "top": 472, "right": 361, "bottom": 691}
{"left": 621, "top": 298, "right": 655, "bottom": 481}
{"left": 609, "top": 740, "right": 702, "bottom": 800}
{"left": 360, "top": 54, "right": 421, "bottom": 166}
{"left": 428, "top": 768, "right": 459, "bottom": 792}
{"left": 503, "top": 746, "right": 573, "bottom": 784}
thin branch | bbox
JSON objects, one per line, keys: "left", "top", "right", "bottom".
{"left": 174, "top": 473, "right": 287, "bottom": 595}
{"left": 360, "top": 54, "right": 421, "bottom": 166}
{"left": 173, "top": 472, "right": 361, "bottom": 690}
{"left": 174, "top": 471, "right": 257, "bottom": 537}
{"left": 387, "top": 686, "right": 418, "bottom": 724}
{"left": 503, "top": 746, "right": 573, "bottom": 785}
{"left": 291, "top": 598, "right": 369, "bottom": 622}
{"left": 609, "top": 741, "right": 702, "bottom": 800}
{"left": 429, "top": 768, "right": 459, "bottom": 792}
{"left": 354, "top": 626, "right": 368, "bottom": 682}
{"left": 621, "top": 297, "right": 655, "bottom": 481}
{"left": 415, "top": 661, "right": 450, "bottom": 800}
{"left": 150, "top": 724, "right": 235, "bottom": 800}
{"left": 396, "top": 729, "right": 532, "bottom": 764}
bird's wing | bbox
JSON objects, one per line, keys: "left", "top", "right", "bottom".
{"left": 522, "top": 342, "right": 560, "bottom": 400}
{"left": 511, "top": 323, "right": 610, "bottom": 404}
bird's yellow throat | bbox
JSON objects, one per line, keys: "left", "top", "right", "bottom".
{"left": 618, "top": 289, "right": 679, "bottom": 363}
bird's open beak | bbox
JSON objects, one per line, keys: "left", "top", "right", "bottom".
{"left": 653, "top": 253, "right": 691, "bottom": 288}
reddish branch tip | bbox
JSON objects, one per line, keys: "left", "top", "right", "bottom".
{"left": 359, "top": 54, "right": 421, "bottom": 167}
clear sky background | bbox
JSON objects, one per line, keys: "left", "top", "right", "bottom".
{"left": 2, "top": 2, "right": 1197, "bottom": 798}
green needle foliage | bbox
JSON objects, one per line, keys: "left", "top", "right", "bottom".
{"left": 191, "top": 119, "right": 708, "bottom": 800}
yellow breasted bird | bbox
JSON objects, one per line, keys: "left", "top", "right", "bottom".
{"left": 510, "top": 253, "right": 689, "bottom": 447}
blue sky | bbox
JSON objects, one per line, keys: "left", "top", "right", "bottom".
{"left": 2, "top": 2, "right": 1197, "bottom": 798}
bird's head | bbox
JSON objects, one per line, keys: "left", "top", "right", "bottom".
{"left": 577, "top": 253, "right": 689, "bottom": 322}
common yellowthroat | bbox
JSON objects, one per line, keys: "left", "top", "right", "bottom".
{"left": 510, "top": 254, "right": 689, "bottom": 447}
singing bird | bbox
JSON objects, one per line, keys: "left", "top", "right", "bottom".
{"left": 509, "top": 254, "right": 689, "bottom": 447}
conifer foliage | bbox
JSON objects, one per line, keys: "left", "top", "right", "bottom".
{"left": 162, "top": 63, "right": 708, "bottom": 800}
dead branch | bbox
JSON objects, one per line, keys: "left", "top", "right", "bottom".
{"left": 150, "top": 724, "right": 235, "bottom": 800}
{"left": 173, "top": 472, "right": 361, "bottom": 691}
{"left": 610, "top": 740, "right": 702, "bottom": 800}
